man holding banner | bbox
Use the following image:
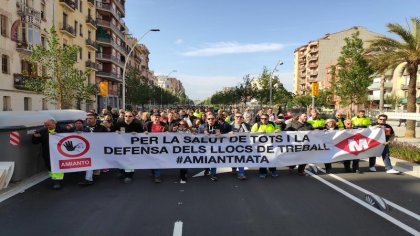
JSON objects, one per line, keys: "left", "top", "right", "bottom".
{"left": 285, "top": 113, "right": 314, "bottom": 176}
{"left": 111, "top": 111, "right": 144, "bottom": 183}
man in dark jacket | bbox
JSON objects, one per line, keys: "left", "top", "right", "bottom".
{"left": 32, "top": 119, "right": 65, "bottom": 189}
{"left": 285, "top": 113, "right": 313, "bottom": 176}
{"left": 111, "top": 111, "right": 144, "bottom": 183}
{"left": 78, "top": 113, "right": 109, "bottom": 186}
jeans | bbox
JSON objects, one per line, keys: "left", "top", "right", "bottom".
{"left": 153, "top": 169, "right": 161, "bottom": 177}
{"left": 210, "top": 168, "right": 217, "bottom": 175}
{"left": 369, "top": 145, "right": 393, "bottom": 170}
{"left": 85, "top": 170, "right": 93, "bottom": 181}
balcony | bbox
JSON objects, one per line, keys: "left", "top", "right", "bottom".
{"left": 85, "top": 38, "right": 97, "bottom": 50}
{"left": 368, "top": 82, "right": 393, "bottom": 91}
{"left": 309, "top": 70, "right": 318, "bottom": 76}
{"left": 307, "top": 78, "right": 317, "bottom": 83}
{"left": 114, "top": 0, "right": 126, "bottom": 17}
{"left": 401, "top": 82, "right": 420, "bottom": 90}
{"left": 309, "top": 62, "right": 318, "bottom": 68}
{"left": 96, "top": 37, "right": 128, "bottom": 55}
{"left": 87, "top": 0, "right": 95, "bottom": 7}
{"left": 85, "top": 60, "right": 99, "bottom": 71}
{"left": 17, "top": 3, "right": 41, "bottom": 19}
{"left": 368, "top": 94, "right": 392, "bottom": 101}
{"left": 96, "top": 53, "right": 125, "bottom": 67}
{"left": 308, "top": 56, "right": 318, "bottom": 61}
{"left": 59, "top": 0, "right": 75, "bottom": 11}
{"left": 96, "top": 1, "right": 125, "bottom": 23}
{"left": 96, "top": 19, "right": 125, "bottom": 39}
{"left": 96, "top": 70, "right": 123, "bottom": 82}
{"left": 16, "top": 41, "right": 33, "bottom": 54}
{"left": 60, "top": 23, "right": 76, "bottom": 37}
{"left": 13, "top": 73, "right": 42, "bottom": 90}
{"left": 86, "top": 16, "right": 97, "bottom": 29}
{"left": 309, "top": 47, "right": 319, "bottom": 53}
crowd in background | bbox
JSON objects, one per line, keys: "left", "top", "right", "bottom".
{"left": 32, "top": 105, "right": 401, "bottom": 190}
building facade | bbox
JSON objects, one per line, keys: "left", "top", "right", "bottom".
{"left": 1, "top": 0, "right": 54, "bottom": 111}
{"left": 293, "top": 26, "right": 381, "bottom": 96}
{"left": 56, "top": 0, "right": 97, "bottom": 111}
{"left": 95, "top": 0, "right": 127, "bottom": 110}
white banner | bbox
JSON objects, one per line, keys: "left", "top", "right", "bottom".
{"left": 49, "top": 127, "right": 386, "bottom": 173}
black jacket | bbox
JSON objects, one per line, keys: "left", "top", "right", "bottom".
{"left": 111, "top": 119, "right": 144, "bottom": 133}
{"left": 32, "top": 125, "right": 65, "bottom": 170}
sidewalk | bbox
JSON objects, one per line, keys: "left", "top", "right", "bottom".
{"left": 372, "top": 156, "right": 420, "bottom": 179}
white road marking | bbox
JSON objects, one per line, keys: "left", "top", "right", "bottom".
{"left": 192, "top": 167, "right": 249, "bottom": 177}
{"left": 0, "top": 172, "right": 49, "bottom": 203}
{"left": 173, "top": 221, "right": 183, "bottom": 236}
{"left": 310, "top": 164, "right": 420, "bottom": 221}
{"left": 305, "top": 169, "right": 419, "bottom": 235}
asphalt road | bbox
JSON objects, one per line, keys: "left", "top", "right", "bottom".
{"left": 0, "top": 162, "right": 419, "bottom": 236}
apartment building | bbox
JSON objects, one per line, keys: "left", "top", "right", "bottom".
{"left": 125, "top": 35, "right": 151, "bottom": 79}
{"left": 0, "top": 0, "right": 54, "bottom": 111}
{"left": 95, "top": 0, "right": 127, "bottom": 110}
{"left": 56, "top": 0, "right": 97, "bottom": 110}
{"left": 293, "top": 26, "right": 381, "bottom": 96}
{"left": 157, "top": 76, "right": 185, "bottom": 95}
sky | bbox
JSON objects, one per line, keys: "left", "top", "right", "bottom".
{"left": 125, "top": 0, "right": 420, "bottom": 101}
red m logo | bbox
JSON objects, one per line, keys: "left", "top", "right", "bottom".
{"left": 335, "top": 133, "right": 381, "bottom": 156}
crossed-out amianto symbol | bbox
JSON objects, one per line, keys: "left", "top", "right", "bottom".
{"left": 57, "top": 135, "right": 90, "bottom": 158}
{"left": 335, "top": 133, "right": 381, "bottom": 156}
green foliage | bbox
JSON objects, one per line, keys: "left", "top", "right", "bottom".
{"left": 290, "top": 94, "right": 312, "bottom": 108}
{"left": 384, "top": 93, "right": 401, "bottom": 109}
{"left": 390, "top": 142, "right": 420, "bottom": 163}
{"left": 330, "top": 32, "right": 374, "bottom": 108}
{"left": 367, "top": 17, "right": 420, "bottom": 138}
{"left": 24, "top": 27, "right": 96, "bottom": 109}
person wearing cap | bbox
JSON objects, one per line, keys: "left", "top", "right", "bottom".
{"left": 144, "top": 112, "right": 169, "bottom": 183}
{"left": 333, "top": 112, "right": 345, "bottom": 129}
{"left": 111, "top": 111, "right": 144, "bottom": 183}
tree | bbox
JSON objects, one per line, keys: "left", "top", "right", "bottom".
{"left": 329, "top": 31, "right": 374, "bottom": 112}
{"left": 254, "top": 67, "right": 272, "bottom": 105}
{"left": 236, "top": 74, "right": 256, "bottom": 105}
{"left": 24, "top": 27, "right": 97, "bottom": 109}
{"left": 367, "top": 17, "right": 420, "bottom": 138}
{"left": 384, "top": 93, "right": 401, "bottom": 110}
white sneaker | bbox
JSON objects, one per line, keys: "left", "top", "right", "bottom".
{"left": 369, "top": 167, "right": 377, "bottom": 172}
{"left": 386, "top": 169, "right": 400, "bottom": 174}
{"left": 180, "top": 179, "right": 187, "bottom": 184}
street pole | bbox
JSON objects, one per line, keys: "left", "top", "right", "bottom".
{"left": 269, "top": 60, "right": 283, "bottom": 107}
{"left": 122, "top": 29, "right": 159, "bottom": 110}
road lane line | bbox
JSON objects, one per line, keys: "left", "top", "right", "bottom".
{"left": 310, "top": 164, "right": 420, "bottom": 221}
{"left": 173, "top": 221, "right": 183, "bottom": 236}
{"left": 305, "top": 169, "right": 420, "bottom": 235}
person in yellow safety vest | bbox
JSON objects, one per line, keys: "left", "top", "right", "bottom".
{"left": 307, "top": 110, "right": 325, "bottom": 130}
{"left": 251, "top": 113, "right": 280, "bottom": 178}
{"left": 193, "top": 108, "right": 204, "bottom": 119}
{"left": 334, "top": 112, "right": 345, "bottom": 129}
{"left": 351, "top": 110, "right": 371, "bottom": 128}
{"left": 32, "top": 119, "right": 65, "bottom": 190}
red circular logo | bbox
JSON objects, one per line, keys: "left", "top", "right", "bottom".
{"left": 57, "top": 135, "right": 90, "bottom": 158}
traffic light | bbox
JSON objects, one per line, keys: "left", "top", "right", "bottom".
{"left": 311, "top": 82, "right": 319, "bottom": 96}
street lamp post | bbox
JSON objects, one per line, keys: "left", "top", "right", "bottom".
{"left": 122, "top": 28, "right": 160, "bottom": 110}
{"left": 269, "top": 60, "right": 283, "bottom": 107}
{"left": 160, "top": 70, "right": 177, "bottom": 107}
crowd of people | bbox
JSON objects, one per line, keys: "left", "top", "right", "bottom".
{"left": 32, "top": 106, "right": 401, "bottom": 190}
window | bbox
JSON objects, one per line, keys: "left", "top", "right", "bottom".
{"left": 41, "top": 35, "right": 45, "bottom": 47}
{"left": 79, "top": 24, "right": 83, "bottom": 36}
{"left": 63, "top": 13, "right": 67, "bottom": 26}
{"left": 42, "top": 98, "right": 48, "bottom": 110}
{"left": 88, "top": 30, "right": 91, "bottom": 40}
{"left": 80, "top": 0, "right": 83, "bottom": 12}
{"left": 74, "top": 21, "right": 78, "bottom": 35}
{"left": 2, "top": 55, "right": 9, "bottom": 74}
{"left": 1, "top": 15, "right": 8, "bottom": 37}
{"left": 88, "top": 51, "right": 91, "bottom": 60}
{"left": 79, "top": 47, "right": 83, "bottom": 60}
{"left": 3, "top": 96, "right": 11, "bottom": 111}
{"left": 75, "top": 0, "right": 78, "bottom": 10}
{"left": 41, "top": 3, "right": 46, "bottom": 21}
{"left": 24, "top": 97, "right": 32, "bottom": 111}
